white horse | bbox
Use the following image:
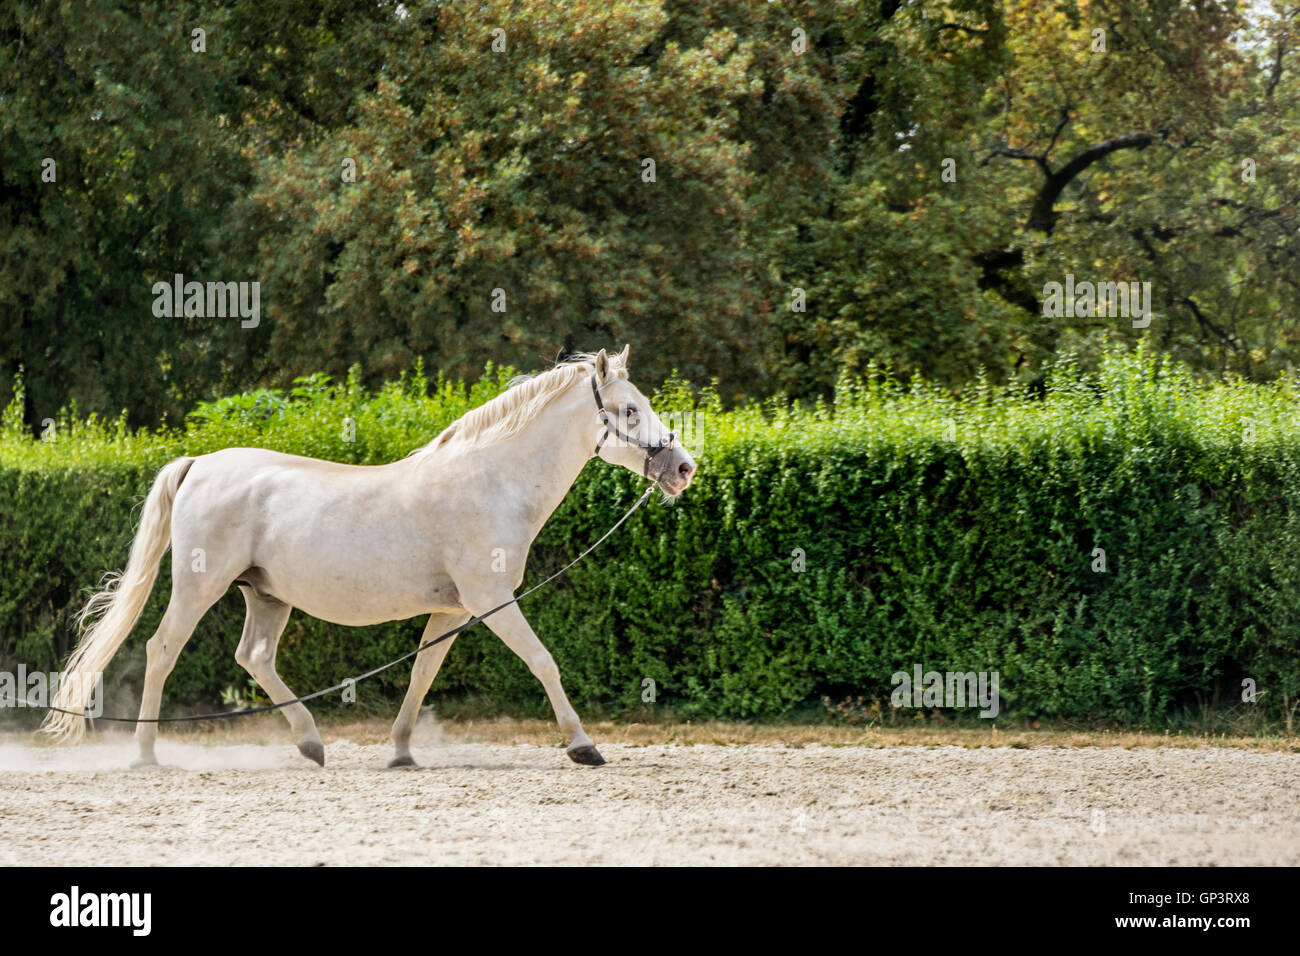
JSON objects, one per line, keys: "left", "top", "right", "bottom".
{"left": 44, "top": 347, "right": 696, "bottom": 768}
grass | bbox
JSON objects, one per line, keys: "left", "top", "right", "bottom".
{"left": 9, "top": 714, "right": 1296, "bottom": 753}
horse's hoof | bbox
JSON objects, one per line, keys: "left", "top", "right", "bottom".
{"left": 129, "top": 756, "right": 158, "bottom": 769}
{"left": 387, "top": 754, "right": 417, "bottom": 768}
{"left": 567, "top": 744, "right": 606, "bottom": 766}
{"left": 297, "top": 740, "right": 326, "bottom": 767}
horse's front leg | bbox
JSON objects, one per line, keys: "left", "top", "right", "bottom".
{"left": 389, "top": 610, "right": 471, "bottom": 768}
{"left": 468, "top": 597, "right": 603, "bottom": 766}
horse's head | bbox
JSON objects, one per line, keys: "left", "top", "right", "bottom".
{"left": 588, "top": 346, "right": 697, "bottom": 497}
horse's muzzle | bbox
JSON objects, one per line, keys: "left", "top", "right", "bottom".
{"left": 656, "top": 448, "right": 697, "bottom": 496}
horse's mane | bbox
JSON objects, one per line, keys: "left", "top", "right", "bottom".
{"left": 413, "top": 352, "right": 628, "bottom": 455}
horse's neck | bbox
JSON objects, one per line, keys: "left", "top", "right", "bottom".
{"left": 466, "top": 386, "right": 594, "bottom": 535}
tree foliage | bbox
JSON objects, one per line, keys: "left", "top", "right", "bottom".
{"left": 3, "top": 0, "right": 1298, "bottom": 424}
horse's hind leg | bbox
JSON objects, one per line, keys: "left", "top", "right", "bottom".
{"left": 389, "top": 611, "right": 471, "bottom": 768}
{"left": 233, "top": 588, "right": 323, "bottom": 766}
{"left": 134, "top": 590, "right": 219, "bottom": 767}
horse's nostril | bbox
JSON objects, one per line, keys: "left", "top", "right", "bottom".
{"left": 679, "top": 462, "right": 694, "bottom": 479}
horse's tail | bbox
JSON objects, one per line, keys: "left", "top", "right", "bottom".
{"left": 42, "top": 456, "right": 194, "bottom": 741}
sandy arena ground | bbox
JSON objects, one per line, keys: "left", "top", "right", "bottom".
{"left": 1, "top": 720, "right": 1297, "bottom": 865}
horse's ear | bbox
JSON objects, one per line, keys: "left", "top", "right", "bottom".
{"left": 618, "top": 344, "right": 630, "bottom": 368}
{"left": 595, "top": 348, "right": 610, "bottom": 382}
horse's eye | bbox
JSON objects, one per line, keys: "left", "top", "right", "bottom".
{"left": 625, "top": 408, "right": 639, "bottom": 429}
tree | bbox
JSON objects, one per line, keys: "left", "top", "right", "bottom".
{"left": 225, "top": 0, "right": 761, "bottom": 401}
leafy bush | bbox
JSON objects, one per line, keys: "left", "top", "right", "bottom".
{"left": 3, "top": 347, "right": 1299, "bottom": 729}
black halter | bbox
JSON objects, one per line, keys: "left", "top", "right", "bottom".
{"left": 591, "top": 372, "right": 677, "bottom": 480}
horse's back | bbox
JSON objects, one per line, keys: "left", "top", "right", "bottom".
{"left": 167, "top": 448, "right": 452, "bottom": 623}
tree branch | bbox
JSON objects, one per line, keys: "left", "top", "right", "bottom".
{"left": 980, "top": 145, "right": 1050, "bottom": 175}
{"left": 971, "top": 247, "right": 1038, "bottom": 314}
{"left": 1027, "top": 133, "right": 1153, "bottom": 233}
{"left": 1266, "top": 32, "right": 1286, "bottom": 99}
{"left": 1182, "top": 296, "right": 1242, "bottom": 352}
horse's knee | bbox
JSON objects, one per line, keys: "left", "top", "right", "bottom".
{"left": 234, "top": 643, "right": 270, "bottom": 672}
{"left": 527, "top": 651, "right": 560, "bottom": 682}
{"left": 145, "top": 633, "right": 178, "bottom": 668}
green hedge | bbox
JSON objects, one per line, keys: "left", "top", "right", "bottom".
{"left": 3, "top": 348, "right": 1300, "bottom": 727}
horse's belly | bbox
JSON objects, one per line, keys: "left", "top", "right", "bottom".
{"left": 178, "top": 448, "right": 467, "bottom": 624}
{"left": 247, "top": 526, "right": 462, "bottom": 625}
{"left": 262, "top": 566, "right": 461, "bottom": 626}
